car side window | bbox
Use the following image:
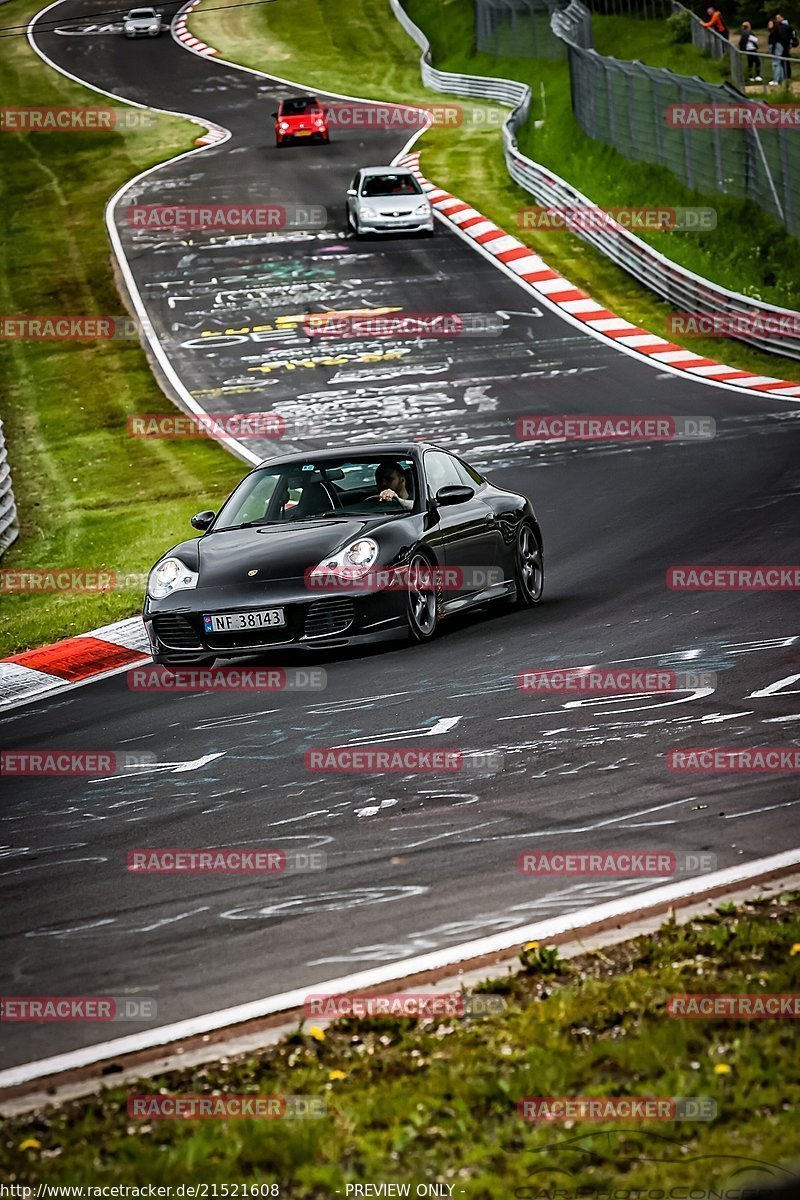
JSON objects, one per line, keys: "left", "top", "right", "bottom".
{"left": 453, "top": 457, "right": 484, "bottom": 487}
{"left": 424, "top": 451, "right": 465, "bottom": 498}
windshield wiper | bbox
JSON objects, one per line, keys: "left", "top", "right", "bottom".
{"left": 216, "top": 520, "right": 284, "bottom": 530}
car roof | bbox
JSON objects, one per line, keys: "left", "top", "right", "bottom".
{"left": 256, "top": 442, "right": 449, "bottom": 468}
{"left": 357, "top": 166, "right": 414, "bottom": 177}
{"left": 280, "top": 95, "right": 319, "bottom": 106}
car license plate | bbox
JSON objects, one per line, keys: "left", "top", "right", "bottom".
{"left": 203, "top": 609, "right": 286, "bottom": 633}
{"left": 295, "top": 130, "right": 311, "bottom": 136}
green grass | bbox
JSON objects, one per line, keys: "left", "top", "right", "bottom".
{"left": 190, "top": 0, "right": 800, "bottom": 385}
{"left": 592, "top": 14, "right": 729, "bottom": 80}
{"left": 0, "top": 0, "right": 243, "bottom": 657}
{"left": 3, "top": 893, "right": 800, "bottom": 1194}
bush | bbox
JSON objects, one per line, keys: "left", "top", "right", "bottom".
{"left": 666, "top": 9, "right": 692, "bottom": 40}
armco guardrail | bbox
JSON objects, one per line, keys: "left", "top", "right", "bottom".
{"left": 0, "top": 418, "right": 19, "bottom": 558}
{"left": 390, "top": 0, "right": 531, "bottom": 117}
{"left": 391, "top": 0, "right": 800, "bottom": 361}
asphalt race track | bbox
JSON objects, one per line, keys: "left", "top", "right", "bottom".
{"left": 2, "top": 0, "right": 800, "bottom": 1074}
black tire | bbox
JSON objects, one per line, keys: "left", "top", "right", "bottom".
{"left": 406, "top": 552, "right": 440, "bottom": 644}
{"left": 511, "top": 521, "right": 544, "bottom": 608}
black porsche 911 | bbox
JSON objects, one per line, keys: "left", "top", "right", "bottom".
{"left": 143, "top": 442, "right": 544, "bottom": 664}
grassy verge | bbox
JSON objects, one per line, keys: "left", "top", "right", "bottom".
{"left": 592, "top": 14, "right": 729, "bottom": 80}
{"left": 3, "top": 892, "right": 799, "bottom": 1193}
{"left": 0, "top": 0, "right": 242, "bottom": 657}
{"left": 190, "top": 0, "right": 800, "bottom": 384}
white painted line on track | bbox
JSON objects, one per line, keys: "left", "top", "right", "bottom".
{"left": 2, "top": 847, "right": 798, "bottom": 1091}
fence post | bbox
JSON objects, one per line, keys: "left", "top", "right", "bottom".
{"left": 0, "top": 418, "right": 19, "bottom": 559}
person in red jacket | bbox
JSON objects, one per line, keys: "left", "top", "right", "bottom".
{"left": 701, "top": 6, "right": 729, "bottom": 37}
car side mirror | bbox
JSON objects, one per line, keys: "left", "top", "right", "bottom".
{"left": 346, "top": 188, "right": 357, "bottom": 196}
{"left": 271, "top": 111, "right": 278, "bottom": 119}
{"left": 435, "top": 485, "right": 475, "bottom": 506}
{"left": 191, "top": 510, "right": 215, "bottom": 531}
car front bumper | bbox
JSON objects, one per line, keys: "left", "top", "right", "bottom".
{"left": 355, "top": 213, "right": 434, "bottom": 234}
{"left": 144, "top": 579, "right": 409, "bottom": 660}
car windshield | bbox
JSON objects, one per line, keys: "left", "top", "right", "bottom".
{"left": 281, "top": 97, "right": 319, "bottom": 115}
{"left": 214, "top": 457, "right": 419, "bottom": 530}
{"left": 360, "top": 174, "right": 421, "bottom": 197}
{"left": 128, "top": 8, "right": 155, "bottom": 16}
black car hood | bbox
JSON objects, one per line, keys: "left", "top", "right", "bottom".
{"left": 196, "top": 515, "right": 400, "bottom": 586}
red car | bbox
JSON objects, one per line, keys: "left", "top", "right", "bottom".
{"left": 273, "top": 96, "right": 329, "bottom": 147}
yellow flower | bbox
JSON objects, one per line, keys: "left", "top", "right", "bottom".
{"left": 19, "top": 1138, "right": 41, "bottom": 1151}
{"left": 328, "top": 1069, "right": 346, "bottom": 1081}
{"left": 523, "top": 940, "right": 539, "bottom": 951}
{"left": 790, "top": 943, "right": 800, "bottom": 956}
{"left": 308, "top": 1026, "right": 326, "bottom": 1042}
{"left": 713, "top": 1063, "right": 732, "bottom": 1075}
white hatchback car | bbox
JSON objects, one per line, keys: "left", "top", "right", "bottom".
{"left": 346, "top": 167, "right": 435, "bottom": 237}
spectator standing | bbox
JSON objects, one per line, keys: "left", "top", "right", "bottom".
{"left": 701, "top": 5, "right": 729, "bottom": 36}
{"left": 774, "top": 12, "right": 796, "bottom": 79}
{"left": 768, "top": 17, "right": 786, "bottom": 83}
{"left": 739, "top": 21, "right": 762, "bottom": 80}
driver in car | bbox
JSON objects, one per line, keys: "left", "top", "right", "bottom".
{"left": 375, "top": 461, "right": 413, "bottom": 510}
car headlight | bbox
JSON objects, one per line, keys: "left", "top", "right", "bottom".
{"left": 148, "top": 22, "right": 159, "bottom": 29}
{"left": 415, "top": 202, "right": 430, "bottom": 214}
{"left": 279, "top": 121, "right": 290, "bottom": 130}
{"left": 311, "top": 537, "right": 379, "bottom": 580}
{"left": 125, "top": 22, "right": 135, "bottom": 29}
{"left": 358, "top": 204, "right": 377, "bottom": 218}
{"left": 147, "top": 556, "right": 198, "bottom": 600}
{"left": 314, "top": 118, "right": 325, "bottom": 128}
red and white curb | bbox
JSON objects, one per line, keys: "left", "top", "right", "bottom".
{"left": 171, "top": 1, "right": 226, "bottom": 144}
{"left": 173, "top": 0, "right": 218, "bottom": 67}
{"left": 400, "top": 152, "right": 800, "bottom": 397}
{"left": 0, "top": 618, "right": 150, "bottom": 711}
